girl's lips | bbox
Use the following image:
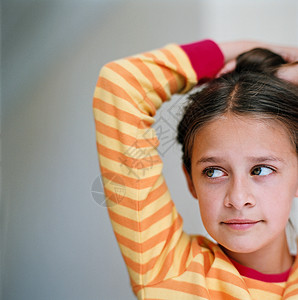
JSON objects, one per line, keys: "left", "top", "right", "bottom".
{"left": 221, "top": 219, "right": 261, "bottom": 230}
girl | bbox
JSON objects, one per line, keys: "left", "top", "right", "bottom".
{"left": 93, "top": 39, "right": 298, "bottom": 299}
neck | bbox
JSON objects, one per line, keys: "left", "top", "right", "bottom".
{"left": 221, "top": 232, "right": 294, "bottom": 274}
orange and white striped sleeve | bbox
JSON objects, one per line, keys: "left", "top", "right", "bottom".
{"left": 92, "top": 40, "right": 224, "bottom": 294}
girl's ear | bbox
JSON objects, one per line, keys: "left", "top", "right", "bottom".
{"left": 182, "top": 164, "right": 197, "bottom": 199}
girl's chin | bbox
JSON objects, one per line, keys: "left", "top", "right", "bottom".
{"left": 217, "top": 241, "right": 261, "bottom": 254}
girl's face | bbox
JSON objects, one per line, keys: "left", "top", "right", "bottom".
{"left": 184, "top": 114, "right": 298, "bottom": 255}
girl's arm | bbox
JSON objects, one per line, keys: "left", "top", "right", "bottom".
{"left": 93, "top": 40, "right": 223, "bottom": 294}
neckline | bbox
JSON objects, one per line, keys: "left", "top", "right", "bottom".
{"left": 230, "top": 258, "right": 292, "bottom": 283}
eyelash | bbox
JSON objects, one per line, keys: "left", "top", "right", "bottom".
{"left": 250, "top": 165, "right": 276, "bottom": 176}
{"left": 202, "top": 167, "right": 225, "bottom": 179}
{"left": 202, "top": 165, "right": 276, "bottom": 179}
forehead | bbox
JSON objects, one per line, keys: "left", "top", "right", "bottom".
{"left": 192, "top": 114, "right": 296, "bottom": 161}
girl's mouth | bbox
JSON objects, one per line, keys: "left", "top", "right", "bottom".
{"left": 221, "top": 219, "right": 261, "bottom": 230}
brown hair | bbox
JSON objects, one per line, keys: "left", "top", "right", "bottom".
{"left": 177, "top": 48, "right": 298, "bottom": 175}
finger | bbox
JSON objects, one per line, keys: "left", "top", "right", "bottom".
{"left": 216, "top": 60, "right": 236, "bottom": 77}
{"left": 276, "top": 64, "right": 298, "bottom": 85}
{"left": 271, "top": 46, "right": 298, "bottom": 63}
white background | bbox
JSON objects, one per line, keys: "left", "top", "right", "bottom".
{"left": 1, "top": 0, "right": 298, "bottom": 299}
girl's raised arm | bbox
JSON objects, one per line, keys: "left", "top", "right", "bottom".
{"left": 92, "top": 40, "right": 223, "bottom": 295}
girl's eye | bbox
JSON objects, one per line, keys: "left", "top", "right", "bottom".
{"left": 251, "top": 166, "right": 274, "bottom": 176}
{"left": 204, "top": 168, "right": 225, "bottom": 178}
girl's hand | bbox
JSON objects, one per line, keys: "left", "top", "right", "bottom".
{"left": 219, "top": 41, "right": 298, "bottom": 64}
{"left": 217, "top": 41, "right": 267, "bottom": 76}
{"left": 270, "top": 45, "right": 298, "bottom": 62}
{"left": 276, "top": 63, "right": 298, "bottom": 85}
{"left": 270, "top": 45, "right": 298, "bottom": 85}
{"left": 217, "top": 41, "right": 298, "bottom": 84}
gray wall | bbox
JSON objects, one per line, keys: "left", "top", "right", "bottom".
{"left": 1, "top": 1, "right": 298, "bottom": 300}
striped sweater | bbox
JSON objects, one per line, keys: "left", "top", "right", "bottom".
{"left": 93, "top": 39, "right": 298, "bottom": 299}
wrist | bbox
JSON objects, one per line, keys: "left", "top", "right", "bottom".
{"left": 180, "top": 39, "right": 224, "bottom": 80}
{"left": 219, "top": 41, "right": 265, "bottom": 63}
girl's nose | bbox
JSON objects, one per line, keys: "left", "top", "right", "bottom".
{"left": 224, "top": 177, "right": 256, "bottom": 210}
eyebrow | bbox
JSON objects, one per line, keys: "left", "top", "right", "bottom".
{"left": 196, "top": 156, "right": 285, "bottom": 165}
{"left": 247, "top": 156, "right": 285, "bottom": 164}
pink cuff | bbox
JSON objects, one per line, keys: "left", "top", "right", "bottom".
{"left": 180, "top": 39, "right": 224, "bottom": 81}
